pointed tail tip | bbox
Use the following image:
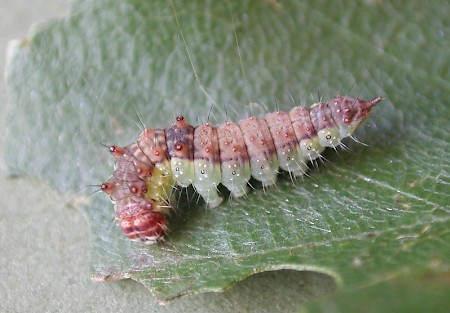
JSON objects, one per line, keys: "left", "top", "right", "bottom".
{"left": 370, "top": 96, "right": 384, "bottom": 107}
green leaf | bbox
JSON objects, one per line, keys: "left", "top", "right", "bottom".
{"left": 4, "top": 0, "right": 449, "bottom": 303}
{"left": 305, "top": 271, "right": 450, "bottom": 313}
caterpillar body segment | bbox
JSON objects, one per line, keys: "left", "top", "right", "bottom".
{"left": 289, "top": 105, "right": 325, "bottom": 161}
{"left": 137, "top": 128, "right": 171, "bottom": 176}
{"left": 310, "top": 102, "right": 342, "bottom": 148}
{"left": 238, "top": 117, "right": 280, "bottom": 188}
{"left": 265, "top": 111, "right": 308, "bottom": 177}
{"left": 166, "top": 116, "right": 195, "bottom": 188}
{"left": 216, "top": 122, "right": 252, "bottom": 198}
{"left": 193, "top": 123, "right": 223, "bottom": 208}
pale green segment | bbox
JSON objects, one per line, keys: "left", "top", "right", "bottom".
{"left": 317, "top": 126, "right": 342, "bottom": 148}
{"left": 220, "top": 160, "right": 252, "bottom": 198}
{"left": 170, "top": 157, "right": 195, "bottom": 187}
{"left": 299, "top": 137, "right": 325, "bottom": 161}
{"left": 193, "top": 159, "right": 223, "bottom": 208}
{"left": 277, "top": 147, "right": 309, "bottom": 177}
{"left": 249, "top": 154, "right": 279, "bottom": 187}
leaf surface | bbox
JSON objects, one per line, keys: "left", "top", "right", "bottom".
{"left": 4, "top": 0, "right": 449, "bottom": 302}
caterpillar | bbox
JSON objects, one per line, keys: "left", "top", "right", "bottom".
{"left": 101, "top": 95, "right": 382, "bottom": 243}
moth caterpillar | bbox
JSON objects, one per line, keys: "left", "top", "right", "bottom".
{"left": 101, "top": 95, "right": 382, "bottom": 243}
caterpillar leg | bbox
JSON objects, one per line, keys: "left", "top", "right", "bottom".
{"left": 228, "top": 184, "right": 249, "bottom": 198}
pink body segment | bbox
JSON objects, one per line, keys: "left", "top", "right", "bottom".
{"left": 193, "top": 123, "right": 223, "bottom": 207}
